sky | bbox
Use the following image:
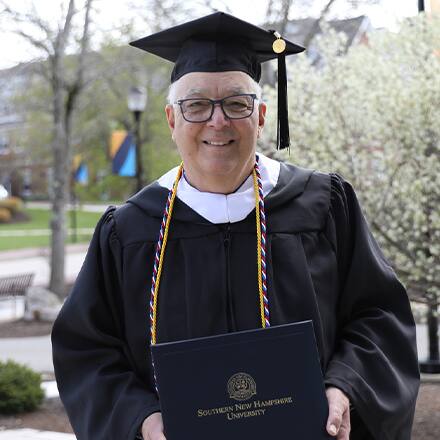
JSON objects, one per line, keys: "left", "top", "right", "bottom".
{"left": 0, "top": 0, "right": 420, "bottom": 70}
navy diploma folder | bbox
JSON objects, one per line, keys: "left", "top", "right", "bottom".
{"left": 151, "top": 320, "right": 332, "bottom": 439}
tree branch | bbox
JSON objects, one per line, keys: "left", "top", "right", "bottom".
{"left": 13, "top": 30, "right": 51, "bottom": 55}
{"left": 64, "top": 0, "right": 94, "bottom": 130}
{"left": 302, "top": 0, "right": 338, "bottom": 47}
{"left": 74, "top": 0, "right": 93, "bottom": 88}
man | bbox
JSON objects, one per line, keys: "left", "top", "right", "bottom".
{"left": 52, "top": 12, "right": 420, "bottom": 440}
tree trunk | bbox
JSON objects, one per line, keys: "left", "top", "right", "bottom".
{"left": 427, "top": 301, "right": 439, "bottom": 361}
{"left": 49, "top": 82, "right": 68, "bottom": 297}
{"left": 419, "top": 299, "right": 440, "bottom": 374}
{"left": 47, "top": 0, "right": 91, "bottom": 297}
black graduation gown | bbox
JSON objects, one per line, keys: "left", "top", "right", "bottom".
{"left": 51, "top": 162, "right": 420, "bottom": 440}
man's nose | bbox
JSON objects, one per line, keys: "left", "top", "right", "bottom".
{"left": 207, "top": 103, "right": 230, "bottom": 128}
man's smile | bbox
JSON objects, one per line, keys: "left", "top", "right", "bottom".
{"left": 202, "top": 140, "right": 235, "bottom": 146}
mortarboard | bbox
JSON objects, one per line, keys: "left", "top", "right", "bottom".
{"left": 130, "top": 12, "right": 305, "bottom": 150}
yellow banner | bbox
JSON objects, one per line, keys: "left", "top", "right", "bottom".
{"left": 72, "top": 154, "right": 82, "bottom": 172}
{"left": 110, "top": 130, "right": 128, "bottom": 158}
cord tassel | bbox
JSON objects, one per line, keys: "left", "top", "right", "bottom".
{"left": 277, "top": 53, "right": 290, "bottom": 150}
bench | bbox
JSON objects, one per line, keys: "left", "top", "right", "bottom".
{"left": 0, "top": 273, "right": 35, "bottom": 298}
{"left": 0, "top": 273, "right": 34, "bottom": 319}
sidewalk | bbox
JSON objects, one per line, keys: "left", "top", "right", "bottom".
{"left": 0, "top": 240, "right": 77, "bottom": 440}
{"left": 0, "top": 241, "right": 88, "bottom": 374}
{"left": 25, "top": 201, "right": 112, "bottom": 213}
{"left": 0, "top": 243, "right": 88, "bottom": 287}
{"left": 0, "top": 335, "right": 53, "bottom": 372}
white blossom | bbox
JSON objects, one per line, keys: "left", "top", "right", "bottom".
{"left": 263, "top": 15, "right": 440, "bottom": 303}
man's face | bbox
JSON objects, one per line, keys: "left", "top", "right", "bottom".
{"left": 165, "top": 71, "right": 266, "bottom": 184}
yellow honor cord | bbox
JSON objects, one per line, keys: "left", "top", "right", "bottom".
{"left": 151, "top": 164, "right": 266, "bottom": 343}
{"left": 253, "top": 168, "right": 266, "bottom": 328}
{"left": 151, "top": 163, "right": 183, "bottom": 345}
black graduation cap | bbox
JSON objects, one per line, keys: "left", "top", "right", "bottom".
{"left": 130, "top": 12, "right": 305, "bottom": 150}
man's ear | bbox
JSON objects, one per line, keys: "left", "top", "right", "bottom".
{"left": 165, "top": 104, "right": 175, "bottom": 133}
{"left": 257, "top": 102, "right": 267, "bottom": 138}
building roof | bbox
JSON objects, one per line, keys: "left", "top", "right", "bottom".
{"left": 269, "top": 15, "right": 371, "bottom": 49}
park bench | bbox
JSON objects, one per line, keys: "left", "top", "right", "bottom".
{"left": 0, "top": 273, "right": 34, "bottom": 298}
{"left": 0, "top": 273, "right": 34, "bottom": 319}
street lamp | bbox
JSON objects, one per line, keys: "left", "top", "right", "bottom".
{"left": 127, "top": 86, "right": 147, "bottom": 192}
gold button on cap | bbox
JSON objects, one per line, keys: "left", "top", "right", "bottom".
{"left": 273, "top": 38, "right": 286, "bottom": 54}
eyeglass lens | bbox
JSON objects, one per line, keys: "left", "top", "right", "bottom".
{"left": 180, "top": 95, "right": 255, "bottom": 122}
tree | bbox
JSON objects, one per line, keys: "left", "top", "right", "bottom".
{"left": 1, "top": 0, "right": 95, "bottom": 296}
{"left": 11, "top": 38, "right": 181, "bottom": 203}
{"left": 264, "top": 0, "right": 380, "bottom": 43}
{"left": 130, "top": 0, "right": 229, "bottom": 33}
{"left": 262, "top": 14, "right": 440, "bottom": 368}
{"left": 71, "top": 42, "right": 180, "bottom": 198}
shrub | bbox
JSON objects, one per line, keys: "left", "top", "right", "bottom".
{"left": 0, "top": 197, "right": 23, "bottom": 213}
{"left": 0, "top": 208, "right": 12, "bottom": 223}
{"left": 0, "top": 360, "right": 44, "bottom": 414}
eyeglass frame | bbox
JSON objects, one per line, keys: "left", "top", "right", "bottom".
{"left": 174, "top": 93, "right": 258, "bottom": 123}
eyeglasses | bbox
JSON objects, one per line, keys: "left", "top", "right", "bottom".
{"left": 175, "top": 94, "right": 258, "bottom": 123}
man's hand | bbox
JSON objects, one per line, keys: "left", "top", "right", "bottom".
{"left": 325, "top": 387, "right": 351, "bottom": 439}
{"left": 141, "top": 412, "right": 167, "bottom": 440}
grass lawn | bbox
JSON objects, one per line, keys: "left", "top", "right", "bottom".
{"left": 0, "top": 208, "right": 102, "bottom": 251}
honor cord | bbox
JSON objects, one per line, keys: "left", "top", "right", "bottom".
{"left": 149, "top": 158, "right": 269, "bottom": 391}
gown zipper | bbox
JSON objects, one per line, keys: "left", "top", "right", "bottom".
{"left": 223, "top": 224, "right": 237, "bottom": 331}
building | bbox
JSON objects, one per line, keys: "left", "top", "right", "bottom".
{"left": 262, "top": 16, "right": 372, "bottom": 84}
{"left": 426, "top": 0, "right": 440, "bottom": 14}
{"left": 0, "top": 64, "right": 28, "bottom": 197}
{"left": 0, "top": 63, "right": 50, "bottom": 198}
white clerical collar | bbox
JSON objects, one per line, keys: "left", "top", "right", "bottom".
{"left": 157, "top": 153, "right": 280, "bottom": 224}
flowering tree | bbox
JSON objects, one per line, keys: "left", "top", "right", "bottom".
{"left": 262, "top": 14, "right": 440, "bottom": 366}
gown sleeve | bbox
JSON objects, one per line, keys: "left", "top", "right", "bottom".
{"left": 51, "top": 207, "right": 160, "bottom": 440}
{"left": 323, "top": 174, "right": 420, "bottom": 440}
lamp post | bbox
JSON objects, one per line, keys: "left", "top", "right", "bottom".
{"left": 127, "top": 86, "right": 147, "bottom": 192}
